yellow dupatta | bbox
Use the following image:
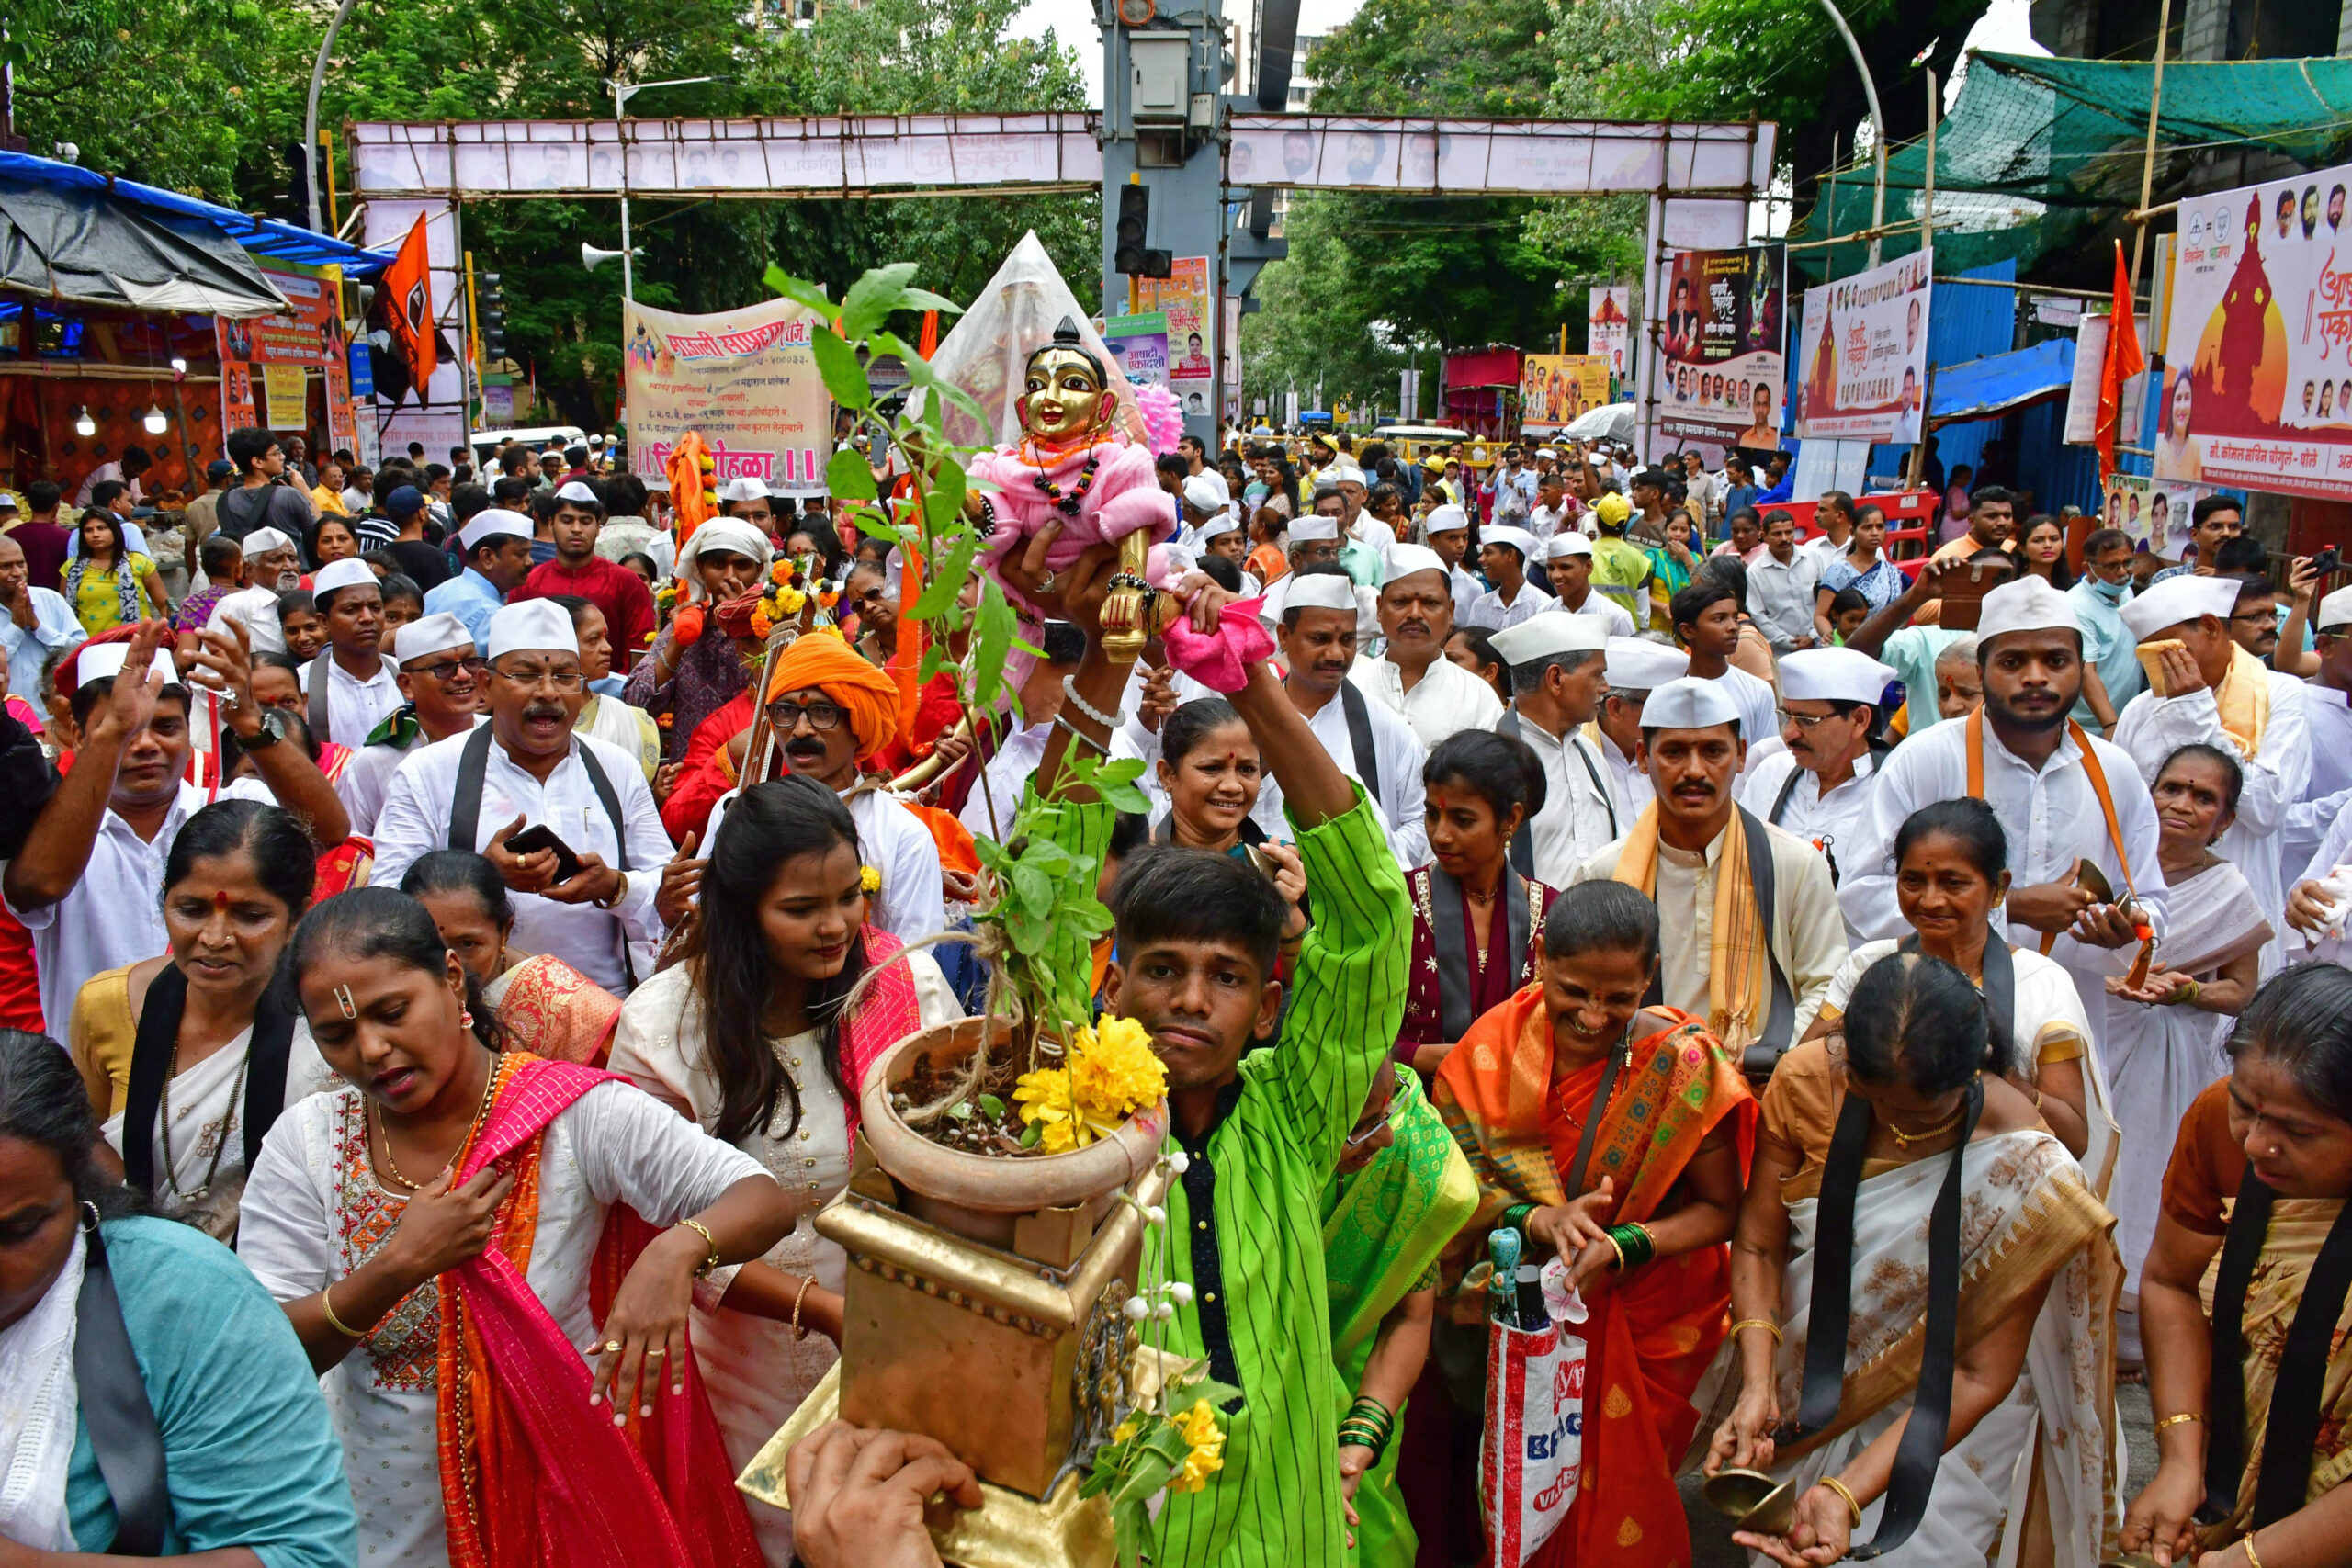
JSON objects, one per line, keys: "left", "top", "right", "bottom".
{"left": 1610, "top": 804, "right": 1771, "bottom": 1049}
{"left": 2212, "top": 643, "right": 2273, "bottom": 760}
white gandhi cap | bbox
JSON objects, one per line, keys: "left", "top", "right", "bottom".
{"left": 1642, "top": 675, "right": 1743, "bottom": 735}
{"left": 1380, "top": 543, "right": 1450, "bottom": 588}
{"left": 1288, "top": 515, "right": 1340, "bottom": 543}
{"left": 75, "top": 642, "right": 179, "bottom": 687}
{"left": 1975, "top": 575, "right": 2082, "bottom": 644}
{"left": 458, "top": 509, "right": 534, "bottom": 551}
{"left": 1282, "top": 571, "right": 1360, "bottom": 613}
{"left": 2319, "top": 584, "right": 2352, "bottom": 634}
{"left": 1422, "top": 504, "right": 1469, "bottom": 536}
{"left": 311, "top": 558, "right": 378, "bottom": 599}
{"left": 2119, "top": 573, "right": 2240, "bottom": 641}
{"left": 1778, "top": 646, "right": 1897, "bottom": 706}
{"left": 239, "top": 526, "right": 294, "bottom": 559}
{"left": 1602, "top": 637, "right": 1689, "bottom": 692}
{"left": 1489, "top": 612, "right": 1607, "bottom": 663}
{"left": 1544, "top": 532, "right": 1594, "bottom": 560}
{"left": 484, "top": 599, "right": 580, "bottom": 660}
{"left": 393, "top": 612, "right": 473, "bottom": 665}
{"left": 718, "top": 476, "right": 772, "bottom": 502}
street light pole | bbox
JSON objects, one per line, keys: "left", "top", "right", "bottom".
{"left": 1814, "top": 0, "right": 1886, "bottom": 267}
{"left": 606, "top": 75, "right": 714, "bottom": 302}
{"left": 304, "top": 0, "right": 362, "bottom": 234}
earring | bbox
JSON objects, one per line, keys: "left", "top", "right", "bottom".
{"left": 459, "top": 1010, "right": 475, "bottom": 1029}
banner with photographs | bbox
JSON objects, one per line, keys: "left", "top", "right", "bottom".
{"left": 1588, "top": 286, "right": 1631, "bottom": 389}
{"left": 1137, "top": 259, "right": 1215, "bottom": 421}
{"left": 622, "top": 295, "right": 828, "bottom": 496}
{"left": 1794, "top": 249, "right": 1933, "bottom": 443}
{"left": 1658, "top": 244, "right": 1786, "bottom": 450}
{"left": 2156, "top": 162, "right": 2352, "bottom": 499}
{"left": 1520, "top": 355, "right": 1611, "bottom": 434}
{"left": 2100, "top": 471, "right": 2206, "bottom": 553}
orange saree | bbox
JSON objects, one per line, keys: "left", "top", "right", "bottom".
{"left": 1435, "top": 989, "right": 1757, "bottom": 1568}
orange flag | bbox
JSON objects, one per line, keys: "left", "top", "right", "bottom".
{"left": 2096, "top": 240, "right": 2145, "bottom": 482}
{"left": 383, "top": 214, "right": 436, "bottom": 392}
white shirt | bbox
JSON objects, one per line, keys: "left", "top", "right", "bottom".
{"left": 1574, "top": 816, "right": 1849, "bottom": 1038}
{"left": 2113, "top": 670, "right": 2310, "bottom": 974}
{"left": 1798, "top": 530, "right": 1852, "bottom": 570}
{"left": 371, "top": 728, "right": 673, "bottom": 992}
{"left": 2286, "top": 682, "right": 2352, "bottom": 880}
{"left": 1714, "top": 666, "right": 1781, "bottom": 769}
{"left": 1838, "top": 715, "right": 2170, "bottom": 1041}
{"left": 1544, "top": 590, "right": 1635, "bottom": 639}
{"left": 1529, "top": 502, "right": 1577, "bottom": 540}
{"left": 1503, "top": 707, "right": 1621, "bottom": 887}
{"left": 1464, "top": 579, "right": 1555, "bottom": 632}
{"left": 1747, "top": 547, "right": 1823, "bottom": 651}
{"left": 1253, "top": 682, "right": 1428, "bottom": 868}
{"left": 334, "top": 716, "right": 490, "bottom": 836}
{"left": 205, "top": 585, "right": 287, "bottom": 655}
{"left": 844, "top": 788, "right": 949, "bottom": 945}
{"left": 1444, "top": 563, "right": 1479, "bottom": 626}
{"left": 1737, "top": 739, "right": 1880, "bottom": 939}
{"left": 6, "top": 777, "right": 274, "bottom": 1031}
{"left": 959, "top": 721, "right": 1048, "bottom": 844}
{"left": 0, "top": 588, "right": 83, "bottom": 711}
{"left": 297, "top": 651, "right": 403, "bottom": 750}
{"left": 1347, "top": 654, "right": 1505, "bottom": 750}
{"left": 1594, "top": 727, "right": 1651, "bottom": 821}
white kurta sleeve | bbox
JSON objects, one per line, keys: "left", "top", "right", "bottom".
{"left": 2115, "top": 679, "right": 2311, "bottom": 839}
{"left": 1380, "top": 721, "right": 1430, "bottom": 869}
{"left": 2296, "top": 788, "right": 2352, "bottom": 886}
{"left": 368, "top": 750, "right": 445, "bottom": 893}
{"left": 608, "top": 755, "right": 677, "bottom": 943}
{"left": 562, "top": 1079, "right": 773, "bottom": 1225}
{"left": 236, "top": 1105, "right": 337, "bottom": 1302}
{"left": 872, "top": 799, "right": 947, "bottom": 943}
{"left": 1834, "top": 742, "right": 1923, "bottom": 943}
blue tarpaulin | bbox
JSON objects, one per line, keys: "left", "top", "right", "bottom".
{"left": 1928, "top": 338, "right": 2075, "bottom": 428}
{"left": 0, "top": 152, "right": 390, "bottom": 276}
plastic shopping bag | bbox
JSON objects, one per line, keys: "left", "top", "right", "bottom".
{"left": 1477, "top": 1247, "right": 1589, "bottom": 1566}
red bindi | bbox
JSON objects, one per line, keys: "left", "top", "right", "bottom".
{"left": 213, "top": 891, "right": 232, "bottom": 912}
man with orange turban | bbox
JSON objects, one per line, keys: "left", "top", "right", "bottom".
{"left": 661, "top": 629, "right": 946, "bottom": 942}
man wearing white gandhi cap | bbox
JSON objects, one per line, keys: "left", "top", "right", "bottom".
{"left": 1539, "top": 531, "right": 1635, "bottom": 638}
{"left": 1265, "top": 564, "right": 1429, "bottom": 868}
{"left": 1348, "top": 543, "right": 1504, "bottom": 748}
{"left": 372, "top": 599, "right": 674, "bottom": 992}
{"left": 1839, "top": 573, "right": 2169, "bottom": 1046}
{"left": 1419, "top": 502, "right": 1481, "bottom": 626}
{"left": 1569, "top": 674, "right": 1847, "bottom": 1065}
{"left": 334, "top": 611, "right": 491, "bottom": 836}
{"left": 201, "top": 525, "right": 305, "bottom": 654}
{"left": 1736, "top": 647, "right": 1894, "bottom": 923}
{"left": 2111, "top": 570, "right": 2309, "bottom": 975}
{"left": 1490, "top": 612, "right": 1620, "bottom": 886}
{"left": 1592, "top": 636, "right": 1689, "bottom": 820}
{"left": 5, "top": 622, "right": 349, "bottom": 1031}
{"left": 294, "top": 557, "right": 399, "bottom": 749}
{"left": 1463, "top": 525, "right": 1555, "bottom": 632}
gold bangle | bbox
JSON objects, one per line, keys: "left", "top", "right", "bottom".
{"left": 1818, "top": 1475, "right": 1863, "bottom": 1529}
{"left": 594, "top": 870, "right": 629, "bottom": 910}
{"left": 1605, "top": 1231, "right": 1627, "bottom": 1271}
{"left": 1728, "top": 1318, "right": 1784, "bottom": 1344}
{"left": 2241, "top": 1529, "right": 2265, "bottom": 1568}
{"left": 676, "top": 1217, "right": 720, "bottom": 1277}
{"left": 319, "top": 1283, "right": 364, "bottom": 1338}
{"left": 789, "top": 1274, "right": 816, "bottom": 1342}
{"left": 2154, "top": 1411, "right": 2203, "bottom": 1433}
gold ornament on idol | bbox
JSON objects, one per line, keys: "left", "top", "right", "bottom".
{"left": 1016, "top": 341, "right": 1115, "bottom": 457}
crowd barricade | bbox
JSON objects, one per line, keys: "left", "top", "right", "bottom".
{"left": 1764, "top": 491, "right": 1942, "bottom": 576}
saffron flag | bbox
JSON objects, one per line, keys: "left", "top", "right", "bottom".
{"left": 367, "top": 215, "right": 436, "bottom": 406}
{"left": 2096, "top": 241, "right": 2145, "bottom": 482}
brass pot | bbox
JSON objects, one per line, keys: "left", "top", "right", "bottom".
{"left": 858, "top": 1017, "right": 1168, "bottom": 1247}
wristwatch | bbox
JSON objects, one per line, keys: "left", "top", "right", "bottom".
{"left": 224, "top": 706, "right": 288, "bottom": 754}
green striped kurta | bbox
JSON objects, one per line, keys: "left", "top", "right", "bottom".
{"left": 1039, "top": 785, "right": 1409, "bottom": 1567}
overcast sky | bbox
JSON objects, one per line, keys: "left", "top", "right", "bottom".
{"left": 1011, "top": 0, "right": 1374, "bottom": 105}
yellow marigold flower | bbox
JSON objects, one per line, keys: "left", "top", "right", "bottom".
{"left": 1013, "top": 1066, "right": 1124, "bottom": 1152}
{"left": 1111, "top": 1416, "right": 1139, "bottom": 1444}
{"left": 1168, "top": 1399, "right": 1225, "bottom": 1494}
{"left": 1067, "top": 1018, "right": 1167, "bottom": 1122}
{"left": 777, "top": 586, "right": 808, "bottom": 615}
{"left": 859, "top": 864, "right": 882, "bottom": 893}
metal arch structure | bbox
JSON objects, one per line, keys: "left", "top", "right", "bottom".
{"left": 345, "top": 111, "right": 1775, "bottom": 454}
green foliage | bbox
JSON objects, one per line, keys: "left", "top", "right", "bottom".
{"left": 8, "top": 0, "right": 1098, "bottom": 427}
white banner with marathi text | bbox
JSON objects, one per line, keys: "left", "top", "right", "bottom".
{"left": 1793, "top": 249, "right": 1932, "bottom": 444}
{"left": 622, "top": 295, "right": 828, "bottom": 495}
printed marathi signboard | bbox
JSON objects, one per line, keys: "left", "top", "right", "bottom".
{"left": 1519, "top": 355, "right": 1611, "bottom": 434}
{"left": 217, "top": 262, "right": 355, "bottom": 452}
{"left": 1588, "top": 286, "right": 1630, "bottom": 389}
{"left": 2157, "top": 163, "right": 2352, "bottom": 499}
{"left": 622, "top": 296, "right": 827, "bottom": 496}
{"left": 1658, "top": 244, "right": 1786, "bottom": 449}
{"left": 1793, "top": 249, "right": 1933, "bottom": 444}
{"left": 1102, "top": 311, "right": 1170, "bottom": 392}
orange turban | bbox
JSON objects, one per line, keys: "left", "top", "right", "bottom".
{"left": 764, "top": 633, "right": 901, "bottom": 759}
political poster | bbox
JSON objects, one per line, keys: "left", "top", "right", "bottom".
{"left": 1139, "top": 258, "right": 1214, "bottom": 420}
{"left": 1658, "top": 244, "right": 1786, "bottom": 449}
{"left": 2156, "top": 163, "right": 2352, "bottom": 499}
{"left": 2098, "top": 472, "right": 2204, "bottom": 554}
{"left": 1793, "top": 249, "right": 1933, "bottom": 444}
{"left": 1102, "top": 311, "right": 1170, "bottom": 392}
{"left": 1519, "top": 355, "right": 1611, "bottom": 434}
{"left": 262, "top": 366, "right": 310, "bottom": 431}
{"left": 622, "top": 295, "right": 828, "bottom": 495}
{"left": 217, "top": 260, "right": 355, "bottom": 452}
{"left": 1588, "top": 286, "right": 1631, "bottom": 389}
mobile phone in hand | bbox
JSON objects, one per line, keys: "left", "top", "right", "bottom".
{"left": 503, "top": 824, "right": 583, "bottom": 885}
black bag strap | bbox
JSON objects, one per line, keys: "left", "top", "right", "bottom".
{"left": 1782, "top": 1079, "right": 1984, "bottom": 1559}
{"left": 1569, "top": 733, "right": 1617, "bottom": 840}
{"left": 1563, "top": 1044, "right": 1627, "bottom": 1201}
{"left": 119, "top": 966, "right": 187, "bottom": 1195}
{"left": 1496, "top": 710, "right": 1536, "bottom": 879}
{"left": 1428, "top": 863, "right": 1531, "bottom": 1043}
{"left": 1739, "top": 807, "right": 1798, "bottom": 1078}
{"left": 1769, "top": 762, "right": 1806, "bottom": 827}
{"left": 76, "top": 1221, "right": 171, "bottom": 1555}
{"left": 242, "top": 992, "right": 299, "bottom": 1173}
{"left": 1339, "top": 679, "right": 1381, "bottom": 803}
{"left": 1897, "top": 934, "right": 2017, "bottom": 1073}
{"left": 307, "top": 648, "right": 334, "bottom": 744}
{"left": 573, "top": 741, "right": 631, "bottom": 873}
{"left": 2204, "top": 1165, "right": 2273, "bottom": 1521}
{"left": 447, "top": 722, "right": 498, "bottom": 853}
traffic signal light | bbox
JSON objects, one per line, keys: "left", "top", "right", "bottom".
{"left": 284, "top": 141, "right": 312, "bottom": 226}
{"left": 479, "top": 273, "right": 507, "bottom": 361}
{"left": 1113, "top": 182, "right": 1174, "bottom": 278}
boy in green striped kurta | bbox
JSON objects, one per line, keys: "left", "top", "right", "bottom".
{"left": 1032, "top": 558, "right": 1411, "bottom": 1568}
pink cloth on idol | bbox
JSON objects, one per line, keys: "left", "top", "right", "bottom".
{"left": 1163, "top": 596, "right": 1276, "bottom": 694}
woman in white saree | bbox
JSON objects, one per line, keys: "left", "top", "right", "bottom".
{"left": 1805, "top": 796, "right": 2120, "bottom": 1193}
{"left": 1708, "top": 950, "right": 2120, "bottom": 1568}
{"left": 66, "top": 799, "right": 336, "bottom": 1240}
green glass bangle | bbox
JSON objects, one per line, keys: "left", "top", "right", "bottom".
{"left": 1608, "top": 1223, "right": 1655, "bottom": 1269}
{"left": 1501, "top": 1202, "right": 1536, "bottom": 1232}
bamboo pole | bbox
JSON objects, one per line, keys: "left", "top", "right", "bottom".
{"left": 2127, "top": 0, "right": 2174, "bottom": 297}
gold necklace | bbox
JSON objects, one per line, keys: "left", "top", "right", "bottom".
{"left": 373, "top": 1049, "right": 500, "bottom": 1191}
{"left": 1886, "top": 1107, "right": 1965, "bottom": 1149}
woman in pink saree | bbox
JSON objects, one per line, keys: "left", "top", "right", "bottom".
{"left": 238, "top": 887, "right": 796, "bottom": 1568}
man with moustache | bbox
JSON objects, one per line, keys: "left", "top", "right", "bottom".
{"left": 371, "top": 599, "right": 675, "bottom": 993}
{"left": 1928, "top": 484, "right": 2019, "bottom": 565}
{"left": 1264, "top": 565, "right": 1428, "bottom": 868}
{"left": 1572, "top": 676, "right": 1846, "bottom": 1071}
{"left": 1540, "top": 532, "right": 1635, "bottom": 637}
{"left": 1347, "top": 543, "right": 1503, "bottom": 747}
{"left": 1420, "top": 502, "right": 1480, "bottom": 626}
{"left": 203, "top": 526, "right": 306, "bottom": 654}
{"left": 1594, "top": 637, "right": 1689, "bottom": 820}
{"left": 1737, "top": 646, "right": 1893, "bottom": 919}
{"left": 1840, "top": 575, "right": 2166, "bottom": 1040}
{"left": 295, "top": 558, "right": 400, "bottom": 748}
{"left": 1493, "top": 613, "right": 1622, "bottom": 887}
{"left": 334, "top": 613, "right": 488, "bottom": 835}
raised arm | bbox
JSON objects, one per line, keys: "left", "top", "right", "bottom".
{"left": 185, "top": 624, "right": 350, "bottom": 846}
{"left": 1844, "top": 558, "right": 1947, "bottom": 659}
{"left": 4, "top": 618, "right": 166, "bottom": 909}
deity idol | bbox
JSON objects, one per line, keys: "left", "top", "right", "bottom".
{"left": 967, "top": 318, "right": 1175, "bottom": 660}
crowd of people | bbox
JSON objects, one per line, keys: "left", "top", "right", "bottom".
{"left": 0, "top": 411, "right": 2349, "bottom": 1568}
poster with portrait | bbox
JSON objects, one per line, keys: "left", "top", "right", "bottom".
{"left": 1519, "top": 355, "right": 1611, "bottom": 434}
{"left": 1793, "top": 249, "right": 1933, "bottom": 444}
{"left": 2156, "top": 162, "right": 2352, "bottom": 499}
{"left": 622, "top": 295, "right": 828, "bottom": 496}
{"left": 1588, "top": 286, "right": 1631, "bottom": 389}
{"left": 215, "top": 260, "right": 355, "bottom": 454}
{"left": 1658, "top": 244, "right": 1786, "bottom": 449}
{"left": 2098, "top": 471, "right": 2205, "bottom": 552}
{"left": 1102, "top": 312, "right": 1170, "bottom": 392}
{"left": 1138, "top": 258, "right": 1214, "bottom": 420}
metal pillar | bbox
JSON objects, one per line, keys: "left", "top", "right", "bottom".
{"left": 1814, "top": 0, "right": 1886, "bottom": 268}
